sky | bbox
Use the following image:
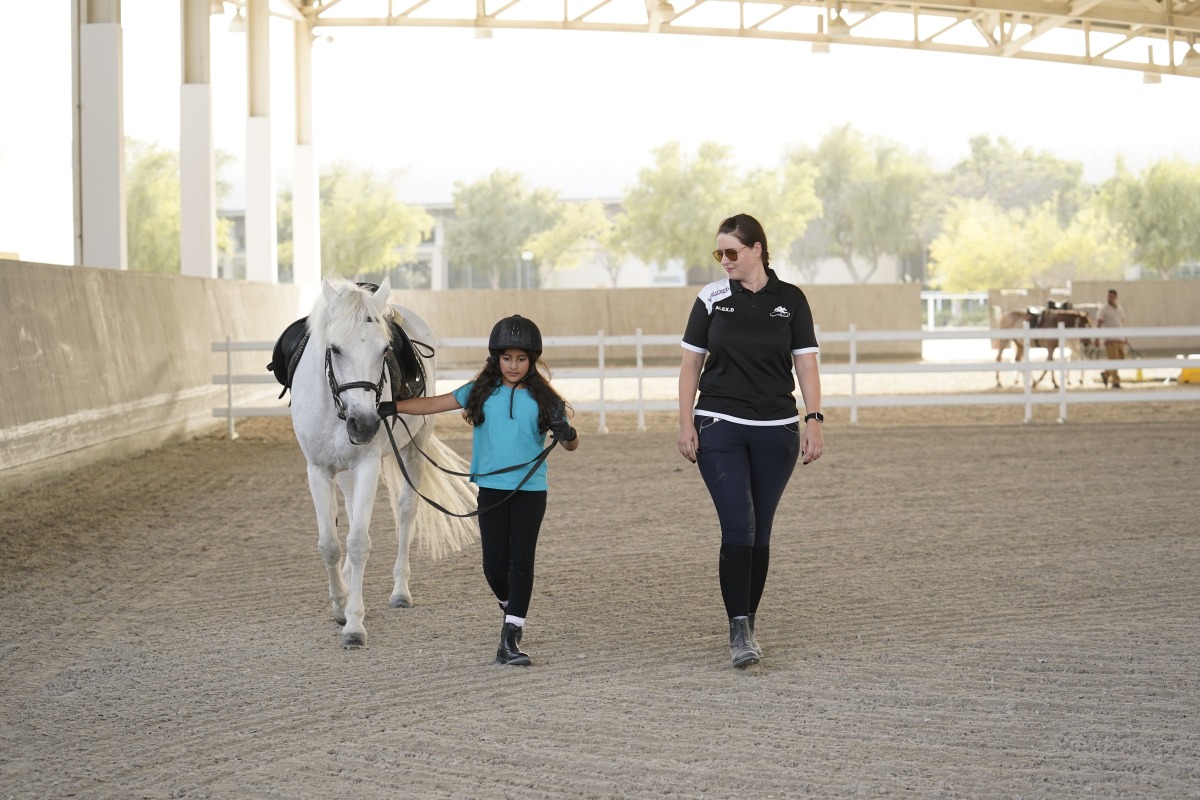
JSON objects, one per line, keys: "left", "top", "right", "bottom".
{"left": 2, "top": 0, "right": 1199, "bottom": 265}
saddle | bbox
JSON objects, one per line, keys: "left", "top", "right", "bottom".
{"left": 267, "top": 289, "right": 430, "bottom": 403}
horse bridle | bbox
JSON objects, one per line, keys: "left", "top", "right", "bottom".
{"left": 324, "top": 345, "right": 401, "bottom": 421}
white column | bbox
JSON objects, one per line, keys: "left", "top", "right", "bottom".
{"left": 291, "top": 19, "right": 320, "bottom": 286}
{"left": 431, "top": 215, "right": 447, "bottom": 290}
{"left": 180, "top": 0, "right": 217, "bottom": 278}
{"left": 180, "top": 85, "right": 216, "bottom": 278}
{"left": 245, "top": 117, "right": 277, "bottom": 283}
{"left": 75, "top": 1, "right": 127, "bottom": 270}
{"left": 244, "top": 0, "right": 277, "bottom": 283}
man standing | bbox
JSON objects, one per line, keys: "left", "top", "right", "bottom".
{"left": 1097, "top": 289, "right": 1127, "bottom": 388}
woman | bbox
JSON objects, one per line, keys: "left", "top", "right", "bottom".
{"left": 385, "top": 315, "right": 580, "bottom": 666}
{"left": 677, "top": 213, "right": 824, "bottom": 668}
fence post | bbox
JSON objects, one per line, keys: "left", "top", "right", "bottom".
{"left": 1021, "top": 322, "right": 1033, "bottom": 423}
{"left": 1057, "top": 322, "right": 1068, "bottom": 423}
{"left": 635, "top": 328, "right": 646, "bottom": 433}
{"left": 225, "top": 334, "right": 239, "bottom": 441}
{"left": 849, "top": 323, "right": 859, "bottom": 426}
{"left": 596, "top": 329, "right": 608, "bottom": 434}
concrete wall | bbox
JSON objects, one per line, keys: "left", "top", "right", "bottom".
{"left": 990, "top": 281, "right": 1200, "bottom": 352}
{"left": 0, "top": 265, "right": 920, "bottom": 496}
{"left": 0, "top": 260, "right": 307, "bottom": 497}
{"left": 390, "top": 282, "right": 923, "bottom": 367}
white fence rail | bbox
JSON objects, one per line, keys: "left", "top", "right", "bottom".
{"left": 213, "top": 325, "right": 1200, "bottom": 435}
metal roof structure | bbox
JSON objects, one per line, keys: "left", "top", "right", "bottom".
{"left": 268, "top": 0, "right": 1200, "bottom": 81}
{"left": 64, "top": 0, "right": 1196, "bottom": 285}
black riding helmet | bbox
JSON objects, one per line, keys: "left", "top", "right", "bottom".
{"left": 488, "top": 315, "right": 542, "bottom": 359}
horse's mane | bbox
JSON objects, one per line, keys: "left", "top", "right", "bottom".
{"left": 308, "top": 281, "right": 391, "bottom": 345}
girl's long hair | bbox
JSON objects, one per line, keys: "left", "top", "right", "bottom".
{"left": 461, "top": 354, "right": 572, "bottom": 433}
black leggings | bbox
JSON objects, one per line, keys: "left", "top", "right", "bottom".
{"left": 477, "top": 488, "right": 547, "bottom": 619}
{"left": 696, "top": 417, "right": 800, "bottom": 618}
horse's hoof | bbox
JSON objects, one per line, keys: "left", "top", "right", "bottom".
{"left": 390, "top": 596, "right": 414, "bottom": 609}
{"left": 341, "top": 630, "right": 366, "bottom": 648}
{"left": 334, "top": 615, "right": 347, "bottom": 626}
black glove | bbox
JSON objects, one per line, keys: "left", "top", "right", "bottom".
{"left": 377, "top": 401, "right": 397, "bottom": 418}
{"left": 548, "top": 417, "right": 577, "bottom": 443}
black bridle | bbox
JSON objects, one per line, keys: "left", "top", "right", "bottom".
{"left": 324, "top": 345, "right": 400, "bottom": 421}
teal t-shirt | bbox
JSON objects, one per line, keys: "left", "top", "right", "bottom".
{"left": 453, "top": 381, "right": 549, "bottom": 491}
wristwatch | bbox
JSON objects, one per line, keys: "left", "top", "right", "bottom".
{"left": 804, "top": 412, "right": 824, "bottom": 423}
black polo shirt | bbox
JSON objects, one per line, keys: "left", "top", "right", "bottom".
{"left": 681, "top": 269, "right": 819, "bottom": 424}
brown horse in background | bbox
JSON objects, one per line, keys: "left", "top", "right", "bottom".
{"left": 994, "top": 307, "right": 1095, "bottom": 388}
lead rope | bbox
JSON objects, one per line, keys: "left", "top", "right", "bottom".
{"left": 382, "top": 414, "right": 557, "bottom": 519}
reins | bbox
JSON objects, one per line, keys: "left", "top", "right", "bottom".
{"left": 382, "top": 413, "right": 558, "bottom": 519}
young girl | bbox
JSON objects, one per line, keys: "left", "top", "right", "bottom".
{"left": 384, "top": 314, "right": 579, "bottom": 666}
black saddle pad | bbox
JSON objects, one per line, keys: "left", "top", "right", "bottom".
{"left": 266, "top": 314, "right": 429, "bottom": 402}
{"left": 267, "top": 317, "right": 309, "bottom": 397}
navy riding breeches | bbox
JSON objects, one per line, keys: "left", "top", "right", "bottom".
{"left": 695, "top": 417, "right": 801, "bottom": 548}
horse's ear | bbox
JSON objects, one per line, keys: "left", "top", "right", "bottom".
{"left": 373, "top": 277, "right": 391, "bottom": 301}
{"left": 322, "top": 278, "right": 339, "bottom": 305}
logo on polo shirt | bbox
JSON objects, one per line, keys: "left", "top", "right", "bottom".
{"left": 770, "top": 306, "right": 791, "bottom": 318}
{"left": 707, "top": 287, "right": 731, "bottom": 302}
{"left": 715, "top": 305, "right": 734, "bottom": 313}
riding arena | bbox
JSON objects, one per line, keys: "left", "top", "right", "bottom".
{"left": 1, "top": 266, "right": 1198, "bottom": 797}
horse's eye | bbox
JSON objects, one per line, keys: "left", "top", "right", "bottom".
{"left": 330, "top": 346, "right": 341, "bottom": 356}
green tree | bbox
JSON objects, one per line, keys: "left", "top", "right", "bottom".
{"left": 741, "top": 158, "right": 822, "bottom": 277}
{"left": 126, "top": 140, "right": 181, "bottom": 273}
{"left": 445, "top": 170, "right": 560, "bottom": 289}
{"left": 944, "top": 134, "right": 1088, "bottom": 223}
{"left": 787, "top": 125, "right": 930, "bottom": 283}
{"left": 524, "top": 200, "right": 614, "bottom": 284}
{"left": 277, "top": 189, "right": 294, "bottom": 282}
{"left": 1099, "top": 158, "right": 1200, "bottom": 279}
{"left": 214, "top": 151, "right": 236, "bottom": 273}
{"left": 126, "top": 141, "right": 238, "bottom": 276}
{"left": 317, "top": 162, "right": 433, "bottom": 281}
{"left": 928, "top": 198, "right": 1026, "bottom": 292}
{"left": 929, "top": 196, "right": 1128, "bottom": 291}
{"left": 1033, "top": 202, "right": 1129, "bottom": 288}
{"left": 617, "top": 141, "right": 734, "bottom": 284}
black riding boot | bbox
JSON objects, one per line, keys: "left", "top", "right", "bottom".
{"left": 494, "top": 622, "right": 531, "bottom": 666}
{"left": 729, "top": 616, "right": 759, "bottom": 668}
{"left": 746, "top": 613, "right": 764, "bottom": 659}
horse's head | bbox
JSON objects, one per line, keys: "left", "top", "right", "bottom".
{"left": 1070, "top": 310, "right": 1094, "bottom": 348}
{"left": 312, "top": 277, "right": 395, "bottom": 445}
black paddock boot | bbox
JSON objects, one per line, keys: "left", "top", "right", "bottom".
{"left": 729, "top": 616, "right": 760, "bottom": 668}
{"left": 746, "top": 613, "right": 764, "bottom": 659}
{"left": 494, "top": 622, "right": 532, "bottom": 666}
{"left": 498, "top": 603, "right": 521, "bottom": 646}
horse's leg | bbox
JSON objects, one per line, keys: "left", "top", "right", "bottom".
{"left": 390, "top": 443, "right": 427, "bottom": 609}
{"left": 1012, "top": 341, "right": 1025, "bottom": 385}
{"left": 1045, "top": 347, "right": 1059, "bottom": 389}
{"left": 307, "top": 465, "right": 348, "bottom": 625}
{"left": 336, "top": 472, "right": 355, "bottom": 590}
{"left": 340, "top": 457, "right": 381, "bottom": 648}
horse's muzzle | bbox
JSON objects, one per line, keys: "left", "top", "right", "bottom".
{"left": 346, "top": 414, "right": 381, "bottom": 445}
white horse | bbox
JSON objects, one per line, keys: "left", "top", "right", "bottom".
{"left": 289, "top": 278, "right": 477, "bottom": 648}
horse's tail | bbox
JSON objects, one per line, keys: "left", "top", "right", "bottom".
{"left": 383, "top": 431, "right": 479, "bottom": 560}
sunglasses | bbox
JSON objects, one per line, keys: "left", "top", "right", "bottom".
{"left": 712, "top": 246, "right": 748, "bottom": 264}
